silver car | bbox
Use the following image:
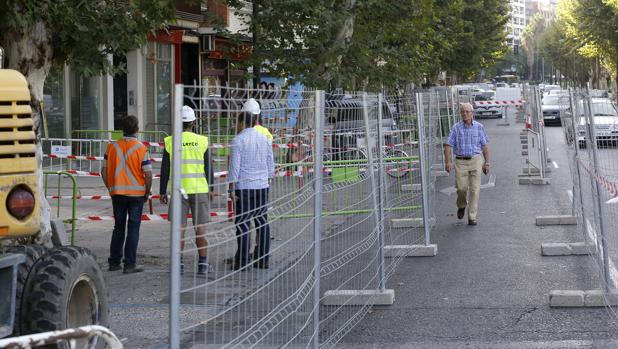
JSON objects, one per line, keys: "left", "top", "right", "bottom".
{"left": 577, "top": 98, "right": 618, "bottom": 147}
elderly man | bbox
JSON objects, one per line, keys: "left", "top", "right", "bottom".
{"left": 443, "top": 103, "right": 490, "bottom": 225}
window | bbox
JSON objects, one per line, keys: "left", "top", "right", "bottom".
{"left": 43, "top": 64, "right": 66, "bottom": 138}
{"left": 144, "top": 42, "right": 173, "bottom": 134}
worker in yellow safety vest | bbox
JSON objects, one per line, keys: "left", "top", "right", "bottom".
{"left": 159, "top": 105, "right": 214, "bottom": 275}
{"left": 102, "top": 115, "right": 152, "bottom": 274}
{"left": 243, "top": 98, "right": 273, "bottom": 142}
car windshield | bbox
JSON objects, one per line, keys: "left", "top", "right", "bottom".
{"left": 590, "top": 103, "right": 618, "bottom": 116}
{"left": 543, "top": 95, "right": 569, "bottom": 105}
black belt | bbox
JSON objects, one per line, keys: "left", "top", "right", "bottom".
{"left": 455, "top": 156, "right": 473, "bottom": 160}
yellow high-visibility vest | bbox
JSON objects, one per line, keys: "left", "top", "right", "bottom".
{"left": 164, "top": 132, "right": 209, "bottom": 194}
{"left": 254, "top": 124, "right": 273, "bottom": 142}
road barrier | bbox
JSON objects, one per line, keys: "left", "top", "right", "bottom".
{"left": 157, "top": 83, "right": 447, "bottom": 348}
{"left": 522, "top": 85, "right": 549, "bottom": 181}
{"left": 561, "top": 89, "right": 618, "bottom": 301}
{"left": 43, "top": 83, "right": 451, "bottom": 347}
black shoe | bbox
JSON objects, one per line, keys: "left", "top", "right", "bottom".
{"left": 457, "top": 207, "right": 465, "bottom": 219}
{"left": 123, "top": 266, "right": 144, "bottom": 274}
{"left": 108, "top": 264, "right": 121, "bottom": 272}
{"left": 468, "top": 220, "right": 477, "bottom": 226}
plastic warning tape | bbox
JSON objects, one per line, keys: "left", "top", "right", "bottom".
{"left": 45, "top": 154, "right": 163, "bottom": 162}
{"left": 474, "top": 100, "right": 525, "bottom": 106}
{"left": 78, "top": 212, "right": 232, "bottom": 221}
{"left": 578, "top": 159, "right": 618, "bottom": 197}
{"left": 142, "top": 141, "right": 304, "bottom": 149}
{"left": 46, "top": 193, "right": 226, "bottom": 200}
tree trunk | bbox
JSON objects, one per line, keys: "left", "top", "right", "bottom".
{"left": 3, "top": 21, "right": 54, "bottom": 241}
{"left": 314, "top": 0, "right": 357, "bottom": 87}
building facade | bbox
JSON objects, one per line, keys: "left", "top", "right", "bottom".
{"left": 43, "top": 0, "right": 251, "bottom": 139}
{"left": 506, "top": 0, "right": 526, "bottom": 52}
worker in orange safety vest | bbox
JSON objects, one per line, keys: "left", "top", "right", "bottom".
{"left": 102, "top": 115, "right": 152, "bottom": 274}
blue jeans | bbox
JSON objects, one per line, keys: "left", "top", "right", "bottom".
{"left": 234, "top": 188, "right": 270, "bottom": 267}
{"left": 109, "top": 196, "right": 144, "bottom": 267}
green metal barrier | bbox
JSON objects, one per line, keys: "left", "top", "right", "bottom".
{"left": 43, "top": 171, "right": 77, "bottom": 245}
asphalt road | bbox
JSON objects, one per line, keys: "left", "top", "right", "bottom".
{"left": 337, "top": 117, "right": 618, "bottom": 348}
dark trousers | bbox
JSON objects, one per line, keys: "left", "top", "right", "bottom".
{"left": 109, "top": 195, "right": 144, "bottom": 267}
{"left": 234, "top": 188, "right": 270, "bottom": 267}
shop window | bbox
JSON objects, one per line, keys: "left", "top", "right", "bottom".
{"left": 69, "top": 70, "right": 101, "bottom": 135}
{"left": 144, "top": 42, "right": 173, "bottom": 134}
{"left": 43, "top": 64, "right": 66, "bottom": 138}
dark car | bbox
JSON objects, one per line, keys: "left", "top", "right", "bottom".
{"left": 542, "top": 94, "right": 570, "bottom": 126}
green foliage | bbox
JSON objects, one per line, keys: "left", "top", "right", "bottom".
{"left": 227, "top": 0, "right": 509, "bottom": 88}
{"left": 0, "top": 0, "right": 175, "bottom": 76}
{"left": 442, "top": 0, "right": 509, "bottom": 80}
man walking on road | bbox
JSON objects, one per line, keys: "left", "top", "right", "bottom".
{"left": 102, "top": 115, "right": 152, "bottom": 274}
{"left": 160, "top": 105, "right": 214, "bottom": 275}
{"left": 444, "top": 102, "right": 490, "bottom": 225}
{"left": 228, "top": 111, "right": 275, "bottom": 270}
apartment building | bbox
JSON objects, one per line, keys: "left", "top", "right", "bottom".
{"left": 42, "top": 0, "right": 251, "bottom": 138}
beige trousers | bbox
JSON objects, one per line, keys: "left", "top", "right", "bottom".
{"left": 455, "top": 156, "right": 483, "bottom": 220}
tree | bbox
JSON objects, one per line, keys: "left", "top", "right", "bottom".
{"left": 521, "top": 13, "right": 546, "bottom": 81}
{"left": 441, "top": 0, "right": 509, "bottom": 81}
{"left": 228, "top": 0, "right": 508, "bottom": 88}
{"left": 558, "top": 0, "right": 618, "bottom": 89}
{"left": 0, "top": 0, "right": 174, "bottom": 234}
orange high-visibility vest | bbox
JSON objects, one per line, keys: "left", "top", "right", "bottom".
{"left": 106, "top": 138, "right": 148, "bottom": 196}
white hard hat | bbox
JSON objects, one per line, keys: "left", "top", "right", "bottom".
{"left": 181, "top": 105, "right": 196, "bottom": 122}
{"left": 242, "top": 98, "right": 261, "bottom": 115}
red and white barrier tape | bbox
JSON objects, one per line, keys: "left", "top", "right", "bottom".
{"left": 474, "top": 100, "right": 525, "bottom": 106}
{"left": 78, "top": 212, "right": 232, "bottom": 221}
{"left": 578, "top": 159, "right": 618, "bottom": 202}
{"left": 46, "top": 154, "right": 164, "bottom": 162}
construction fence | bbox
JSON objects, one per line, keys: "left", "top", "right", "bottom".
{"left": 40, "top": 84, "right": 460, "bottom": 348}
{"left": 560, "top": 89, "right": 618, "bottom": 308}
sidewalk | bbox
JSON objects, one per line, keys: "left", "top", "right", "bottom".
{"left": 338, "top": 118, "right": 618, "bottom": 348}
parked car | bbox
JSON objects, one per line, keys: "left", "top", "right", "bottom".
{"left": 576, "top": 98, "right": 618, "bottom": 147}
{"left": 473, "top": 91, "right": 503, "bottom": 118}
{"left": 542, "top": 94, "right": 570, "bottom": 126}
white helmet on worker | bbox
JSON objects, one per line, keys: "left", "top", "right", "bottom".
{"left": 242, "top": 98, "right": 261, "bottom": 115}
{"left": 181, "top": 105, "right": 196, "bottom": 122}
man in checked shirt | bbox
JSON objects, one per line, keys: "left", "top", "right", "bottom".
{"left": 228, "top": 112, "right": 275, "bottom": 270}
{"left": 443, "top": 103, "right": 490, "bottom": 226}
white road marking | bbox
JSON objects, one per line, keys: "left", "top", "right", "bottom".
{"left": 552, "top": 161, "right": 559, "bottom": 169}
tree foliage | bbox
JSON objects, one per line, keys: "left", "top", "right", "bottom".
{"left": 228, "top": 0, "right": 509, "bottom": 88}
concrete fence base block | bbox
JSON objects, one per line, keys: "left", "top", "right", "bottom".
{"left": 521, "top": 167, "right": 552, "bottom": 174}
{"left": 569, "top": 242, "right": 595, "bottom": 255}
{"left": 519, "top": 177, "right": 550, "bottom": 185}
{"left": 541, "top": 243, "right": 572, "bottom": 256}
{"left": 521, "top": 144, "right": 528, "bottom": 150}
{"left": 322, "top": 289, "right": 395, "bottom": 306}
{"left": 497, "top": 123, "right": 510, "bottom": 126}
{"left": 549, "top": 290, "right": 618, "bottom": 307}
{"left": 401, "top": 183, "right": 422, "bottom": 192}
{"left": 521, "top": 151, "right": 528, "bottom": 156}
{"left": 433, "top": 170, "right": 449, "bottom": 177}
{"left": 584, "top": 290, "right": 618, "bottom": 307}
{"left": 549, "top": 290, "right": 585, "bottom": 307}
{"left": 541, "top": 242, "right": 595, "bottom": 256}
{"left": 536, "top": 215, "right": 576, "bottom": 226}
{"left": 391, "top": 218, "right": 424, "bottom": 228}
{"left": 384, "top": 244, "right": 437, "bottom": 257}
